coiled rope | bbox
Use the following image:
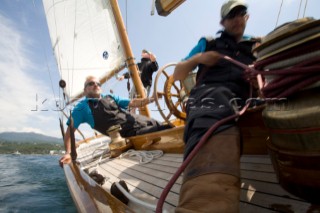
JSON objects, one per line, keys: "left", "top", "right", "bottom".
{"left": 156, "top": 49, "right": 320, "bottom": 211}
{"left": 250, "top": 45, "right": 320, "bottom": 99}
{"left": 119, "top": 149, "right": 163, "bottom": 164}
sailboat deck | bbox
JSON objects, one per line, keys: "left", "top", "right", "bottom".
{"left": 82, "top": 151, "right": 316, "bottom": 213}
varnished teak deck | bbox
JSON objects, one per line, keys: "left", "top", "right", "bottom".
{"left": 75, "top": 139, "right": 317, "bottom": 213}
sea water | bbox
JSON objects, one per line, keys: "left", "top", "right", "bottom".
{"left": 0, "top": 154, "right": 77, "bottom": 213}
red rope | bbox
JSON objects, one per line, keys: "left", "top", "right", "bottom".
{"left": 265, "top": 74, "right": 320, "bottom": 98}
{"left": 155, "top": 108, "right": 248, "bottom": 213}
{"left": 156, "top": 49, "right": 320, "bottom": 211}
{"left": 155, "top": 55, "right": 251, "bottom": 213}
{"left": 254, "top": 39, "right": 320, "bottom": 70}
{"left": 252, "top": 55, "right": 320, "bottom": 98}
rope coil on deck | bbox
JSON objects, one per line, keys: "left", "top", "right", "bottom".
{"left": 119, "top": 149, "right": 163, "bottom": 164}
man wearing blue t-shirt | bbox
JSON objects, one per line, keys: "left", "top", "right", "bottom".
{"left": 59, "top": 75, "right": 170, "bottom": 166}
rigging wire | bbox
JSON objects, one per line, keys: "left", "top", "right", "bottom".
{"left": 297, "top": 0, "right": 303, "bottom": 19}
{"left": 275, "top": 0, "right": 284, "bottom": 28}
{"left": 150, "top": 0, "right": 156, "bottom": 16}
{"left": 70, "top": 0, "right": 79, "bottom": 102}
{"left": 51, "top": 0, "right": 63, "bottom": 78}
{"left": 303, "top": 0, "right": 308, "bottom": 17}
{"left": 32, "top": 0, "right": 60, "bottom": 116}
{"left": 103, "top": 78, "right": 122, "bottom": 94}
{"left": 50, "top": 0, "right": 67, "bottom": 109}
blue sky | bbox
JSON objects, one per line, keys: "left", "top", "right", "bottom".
{"left": 0, "top": 0, "right": 319, "bottom": 138}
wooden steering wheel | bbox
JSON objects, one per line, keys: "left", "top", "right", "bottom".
{"left": 153, "top": 63, "right": 191, "bottom": 126}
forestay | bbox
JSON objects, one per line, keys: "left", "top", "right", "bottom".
{"left": 42, "top": 0, "right": 126, "bottom": 101}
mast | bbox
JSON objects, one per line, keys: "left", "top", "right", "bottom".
{"left": 110, "top": 0, "right": 151, "bottom": 117}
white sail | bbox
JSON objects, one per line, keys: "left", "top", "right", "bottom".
{"left": 43, "top": 0, "right": 126, "bottom": 100}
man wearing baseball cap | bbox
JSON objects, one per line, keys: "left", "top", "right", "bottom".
{"left": 221, "top": 0, "right": 247, "bottom": 20}
{"left": 174, "top": 0, "right": 260, "bottom": 212}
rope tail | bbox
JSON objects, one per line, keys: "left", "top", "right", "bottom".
{"left": 156, "top": 55, "right": 253, "bottom": 212}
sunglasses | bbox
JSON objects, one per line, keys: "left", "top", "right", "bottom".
{"left": 85, "top": 81, "right": 101, "bottom": 87}
{"left": 224, "top": 9, "right": 247, "bottom": 20}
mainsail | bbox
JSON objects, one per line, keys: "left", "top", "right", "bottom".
{"left": 43, "top": 0, "right": 126, "bottom": 101}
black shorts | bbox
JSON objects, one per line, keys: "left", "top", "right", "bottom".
{"left": 120, "top": 113, "right": 171, "bottom": 137}
{"left": 183, "top": 84, "right": 238, "bottom": 158}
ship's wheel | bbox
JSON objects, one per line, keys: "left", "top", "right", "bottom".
{"left": 153, "top": 63, "right": 193, "bottom": 126}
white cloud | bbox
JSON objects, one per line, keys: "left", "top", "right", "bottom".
{"left": 0, "top": 13, "right": 61, "bottom": 137}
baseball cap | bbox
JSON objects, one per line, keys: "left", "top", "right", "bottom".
{"left": 142, "top": 49, "right": 150, "bottom": 54}
{"left": 221, "top": 0, "right": 247, "bottom": 20}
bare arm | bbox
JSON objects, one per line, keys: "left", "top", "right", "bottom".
{"left": 173, "top": 51, "right": 222, "bottom": 81}
{"left": 63, "top": 126, "right": 73, "bottom": 153}
{"left": 149, "top": 53, "right": 156, "bottom": 62}
{"left": 128, "top": 97, "right": 154, "bottom": 108}
{"left": 59, "top": 126, "right": 76, "bottom": 167}
{"left": 173, "top": 54, "right": 201, "bottom": 81}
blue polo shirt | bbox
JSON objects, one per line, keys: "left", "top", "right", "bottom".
{"left": 67, "top": 94, "right": 130, "bottom": 129}
{"left": 183, "top": 37, "right": 207, "bottom": 61}
{"left": 183, "top": 34, "right": 256, "bottom": 60}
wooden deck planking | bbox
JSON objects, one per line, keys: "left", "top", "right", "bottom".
{"left": 147, "top": 158, "right": 182, "bottom": 168}
{"left": 129, "top": 159, "right": 182, "bottom": 174}
{"left": 76, "top": 141, "right": 109, "bottom": 167}
{"left": 99, "top": 167, "right": 176, "bottom": 212}
{"left": 116, "top": 158, "right": 183, "bottom": 184}
{"left": 77, "top": 149, "right": 316, "bottom": 213}
{"left": 241, "top": 155, "right": 272, "bottom": 164}
{"left": 240, "top": 162, "right": 275, "bottom": 173}
{"left": 99, "top": 161, "right": 180, "bottom": 206}
{"left": 241, "top": 170, "right": 278, "bottom": 183}
{"left": 240, "top": 189, "right": 313, "bottom": 212}
{"left": 241, "top": 178, "right": 302, "bottom": 200}
{"left": 239, "top": 202, "right": 278, "bottom": 213}
{"left": 106, "top": 160, "right": 181, "bottom": 193}
{"left": 153, "top": 155, "right": 183, "bottom": 163}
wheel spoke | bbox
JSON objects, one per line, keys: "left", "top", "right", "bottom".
{"left": 170, "top": 93, "right": 179, "bottom": 98}
{"left": 153, "top": 62, "right": 189, "bottom": 126}
{"left": 157, "top": 91, "right": 165, "bottom": 99}
{"left": 162, "top": 70, "right": 170, "bottom": 79}
{"left": 166, "top": 111, "right": 173, "bottom": 120}
{"left": 172, "top": 82, "right": 180, "bottom": 91}
{"left": 174, "top": 100, "right": 182, "bottom": 107}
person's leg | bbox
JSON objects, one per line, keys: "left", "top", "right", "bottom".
{"left": 176, "top": 126, "right": 241, "bottom": 213}
{"left": 135, "top": 116, "right": 172, "bottom": 136}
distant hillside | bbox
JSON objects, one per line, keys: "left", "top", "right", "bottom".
{"left": 0, "top": 132, "right": 63, "bottom": 144}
